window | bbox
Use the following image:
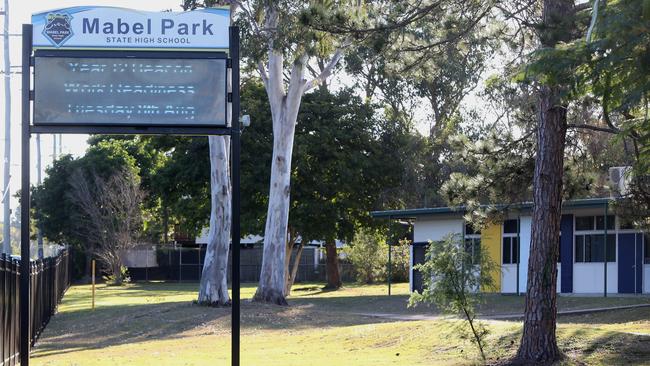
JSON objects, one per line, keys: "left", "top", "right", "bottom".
{"left": 503, "top": 219, "right": 518, "bottom": 234}
{"left": 575, "top": 216, "right": 594, "bottom": 231}
{"left": 465, "top": 224, "right": 481, "bottom": 236}
{"left": 502, "top": 220, "right": 519, "bottom": 265}
{"left": 619, "top": 218, "right": 636, "bottom": 230}
{"left": 574, "top": 215, "right": 617, "bottom": 263}
{"left": 576, "top": 215, "right": 615, "bottom": 231}
{"left": 645, "top": 234, "right": 650, "bottom": 264}
{"left": 465, "top": 224, "right": 481, "bottom": 264}
{"left": 575, "top": 234, "right": 616, "bottom": 262}
{"left": 596, "top": 215, "right": 615, "bottom": 230}
{"left": 502, "top": 237, "right": 519, "bottom": 264}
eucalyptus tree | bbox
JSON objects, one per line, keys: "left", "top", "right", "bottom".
{"left": 239, "top": 2, "right": 358, "bottom": 305}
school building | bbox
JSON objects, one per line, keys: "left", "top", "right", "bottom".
{"left": 372, "top": 198, "right": 649, "bottom": 295}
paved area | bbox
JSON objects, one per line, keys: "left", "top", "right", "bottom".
{"left": 355, "top": 303, "right": 650, "bottom": 322}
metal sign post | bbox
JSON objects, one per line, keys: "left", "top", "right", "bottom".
{"left": 20, "top": 11, "right": 241, "bottom": 365}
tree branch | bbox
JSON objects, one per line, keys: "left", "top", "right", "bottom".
{"left": 302, "top": 48, "right": 344, "bottom": 94}
{"left": 567, "top": 123, "right": 619, "bottom": 134}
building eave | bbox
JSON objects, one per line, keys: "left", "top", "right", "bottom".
{"left": 370, "top": 197, "right": 615, "bottom": 220}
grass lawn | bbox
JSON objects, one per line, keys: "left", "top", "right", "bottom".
{"left": 31, "top": 282, "right": 650, "bottom": 365}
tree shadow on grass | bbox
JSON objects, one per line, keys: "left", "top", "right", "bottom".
{"left": 559, "top": 327, "right": 650, "bottom": 365}
{"left": 32, "top": 296, "right": 407, "bottom": 360}
{"left": 486, "top": 319, "right": 650, "bottom": 365}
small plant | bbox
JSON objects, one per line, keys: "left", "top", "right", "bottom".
{"left": 409, "top": 233, "right": 496, "bottom": 360}
{"left": 103, "top": 265, "right": 131, "bottom": 286}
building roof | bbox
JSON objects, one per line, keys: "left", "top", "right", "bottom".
{"left": 370, "top": 197, "right": 614, "bottom": 219}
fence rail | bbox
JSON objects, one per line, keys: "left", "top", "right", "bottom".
{"left": 126, "top": 246, "right": 356, "bottom": 283}
{"left": 1, "top": 250, "right": 70, "bottom": 366}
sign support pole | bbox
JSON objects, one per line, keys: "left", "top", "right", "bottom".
{"left": 18, "top": 18, "right": 239, "bottom": 366}
{"left": 229, "top": 26, "right": 241, "bottom": 366}
{"left": 20, "top": 23, "right": 33, "bottom": 366}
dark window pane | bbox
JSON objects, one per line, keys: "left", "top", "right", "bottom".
{"left": 575, "top": 235, "right": 584, "bottom": 262}
{"left": 576, "top": 216, "right": 594, "bottom": 231}
{"left": 465, "top": 224, "right": 480, "bottom": 235}
{"left": 473, "top": 240, "right": 481, "bottom": 263}
{"left": 512, "top": 237, "right": 519, "bottom": 264}
{"left": 619, "top": 218, "right": 636, "bottom": 230}
{"left": 591, "top": 235, "right": 605, "bottom": 262}
{"left": 503, "top": 237, "right": 511, "bottom": 264}
{"left": 645, "top": 235, "right": 650, "bottom": 264}
{"left": 596, "top": 215, "right": 615, "bottom": 230}
{"left": 558, "top": 236, "right": 562, "bottom": 263}
{"left": 607, "top": 234, "right": 616, "bottom": 262}
{"left": 504, "top": 220, "right": 518, "bottom": 234}
{"left": 585, "top": 235, "right": 593, "bottom": 262}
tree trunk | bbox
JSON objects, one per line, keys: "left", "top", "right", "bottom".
{"left": 254, "top": 116, "right": 297, "bottom": 305}
{"left": 324, "top": 239, "right": 341, "bottom": 289}
{"left": 286, "top": 243, "right": 304, "bottom": 296}
{"left": 198, "top": 136, "right": 231, "bottom": 306}
{"left": 254, "top": 48, "right": 306, "bottom": 305}
{"left": 283, "top": 229, "right": 297, "bottom": 295}
{"left": 112, "top": 261, "right": 123, "bottom": 286}
{"left": 517, "top": 2, "right": 574, "bottom": 361}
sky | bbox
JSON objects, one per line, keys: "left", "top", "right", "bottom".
{"left": 0, "top": 0, "right": 186, "bottom": 217}
{"left": 0, "top": 1, "right": 496, "bottom": 221}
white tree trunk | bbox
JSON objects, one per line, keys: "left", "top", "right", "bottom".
{"left": 196, "top": 1, "right": 237, "bottom": 307}
{"left": 197, "top": 135, "right": 231, "bottom": 306}
{"left": 254, "top": 117, "right": 297, "bottom": 305}
{"left": 254, "top": 50, "right": 305, "bottom": 304}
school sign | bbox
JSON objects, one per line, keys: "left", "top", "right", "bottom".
{"left": 32, "top": 6, "right": 230, "bottom": 50}
{"left": 20, "top": 7, "right": 242, "bottom": 366}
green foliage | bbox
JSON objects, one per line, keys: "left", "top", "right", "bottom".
{"left": 345, "top": 229, "right": 387, "bottom": 284}
{"left": 239, "top": 83, "right": 401, "bottom": 242}
{"left": 103, "top": 265, "right": 131, "bottom": 286}
{"left": 389, "top": 239, "right": 410, "bottom": 283}
{"left": 409, "top": 234, "right": 495, "bottom": 360}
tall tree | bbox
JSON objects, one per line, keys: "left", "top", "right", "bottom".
{"left": 244, "top": 2, "right": 351, "bottom": 305}
{"left": 68, "top": 167, "right": 143, "bottom": 285}
{"left": 517, "top": 0, "right": 576, "bottom": 361}
{"left": 181, "top": 0, "right": 236, "bottom": 306}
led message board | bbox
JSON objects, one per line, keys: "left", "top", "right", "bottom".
{"left": 33, "top": 54, "right": 227, "bottom": 126}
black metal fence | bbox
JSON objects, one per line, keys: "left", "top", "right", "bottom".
{"left": 1, "top": 250, "right": 70, "bottom": 366}
{"left": 126, "top": 246, "right": 356, "bottom": 283}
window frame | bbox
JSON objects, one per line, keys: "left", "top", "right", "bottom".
{"left": 502, "top": 220, "right": 519, "bottom": 265}
{"left": 464, "top": 224, "right": 481, "bottom": 265}
{"left": 574, "top": 215, "right": 617, "bottom": 263}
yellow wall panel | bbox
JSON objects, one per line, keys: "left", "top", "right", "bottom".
{"left": 481, "top": 223, "right": 502, "bottom": 292}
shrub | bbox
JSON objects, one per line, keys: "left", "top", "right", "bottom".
{"left": 409, "top": 233, "right": 495, "bottom": 360}
{"left": 345, "top": 229, "right": 387, "bottom": 284}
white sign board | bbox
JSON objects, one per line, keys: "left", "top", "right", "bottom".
{"left": 32, "top": 6, "right": 230, "bottom": 51}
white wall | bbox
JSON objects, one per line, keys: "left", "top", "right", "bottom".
{"left": 573, "top": 263, "right": 618, "bottom": 294}
{"left": 557, "top": 264, "right": 561, "bottom": 293}
{"left": 413, "top": 218, "right": 464, "bottom": 243}
{"left": 518, "top": 216, "right": 532, "bottom": 294}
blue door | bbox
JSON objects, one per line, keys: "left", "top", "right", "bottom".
{"left": 618, "top": 233, "right": 642, "bottom": 293}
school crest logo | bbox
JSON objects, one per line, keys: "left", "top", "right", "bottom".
{"left": 43, "top": 13, "right": 73, "bottom": 47}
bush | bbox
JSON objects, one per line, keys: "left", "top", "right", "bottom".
{"left": 345, "top": 229, "right": 388, "bottom": 284}
{"left": 103, "top": 265, "right": 131, "bottom": 286}
{"left": 389, "top": 239, "right": 410, "bottom": 282}
{"left": 409, "top": 234, "right": 495, "bottom": 360}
